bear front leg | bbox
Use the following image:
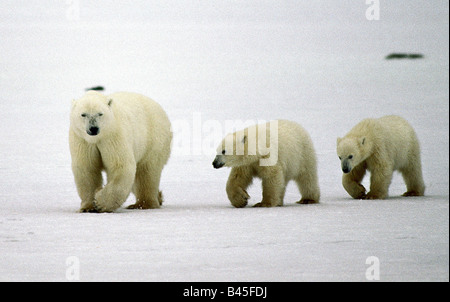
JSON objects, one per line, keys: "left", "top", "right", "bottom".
{"left": 342, "top": 163, "right": 367, "bottom": 199}
{"left": 73, "top": 167, "right": 103, "bottom": 212}
{"left": 226, "top": 166, "right": 253, "bottom": 208}
{"left": 254, "top": 167, "right": 285, "bottom": 207}
{"left": 93, "top": 165, "right": 136, "bottom": 212}
{"left": 365, "top": 167, "right": 393, "bottom": 200}
{"left": 128, "top": 160, "right": 164, "bottom": 209}
{"left": 70, "top": 132, "right": 103, "bottom": 212}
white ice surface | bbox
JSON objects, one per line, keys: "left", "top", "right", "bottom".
{"left": 0, "top": 1, "right": 448, "bottom": 281}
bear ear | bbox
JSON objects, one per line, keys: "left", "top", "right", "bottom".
{"left": 107, "top": 99, "right": 113, "bottom": 106}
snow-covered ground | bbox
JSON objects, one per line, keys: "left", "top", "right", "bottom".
{"left": 0, "top": 1, "right": 448, "bottom": 281}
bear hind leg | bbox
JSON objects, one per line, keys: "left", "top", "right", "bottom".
{"left": 400, "top": 164, "right": 425, "bottom": 197}
{"left": 295, "top": 173, "right": 320, "bottom": 204}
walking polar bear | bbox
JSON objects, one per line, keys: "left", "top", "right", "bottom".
{"left": 213, "top": 120, "right": 320, "bottom": 207}
{"left": 337, "top": 115, "right": 425, "bottom": 199}
{"left": 69, "top": 91, "right": 172, "bottom": 212}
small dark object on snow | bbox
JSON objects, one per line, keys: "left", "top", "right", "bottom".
{"left": 407, "top": 53, "right": 424, "bottom": 59}
{"left": 85, "top": 86, "right": 105, "bottom": 91}
{"left": 385, "top": 53, "right": 424, "bottom": 60}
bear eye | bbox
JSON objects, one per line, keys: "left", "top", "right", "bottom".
{"left": 338, "top": 156, "right": 342, "bottom": 160}
{"left": 81, "top": 113, "right": 87, "bottom": 117}
{"left": 222, "top": 150, "right": 226, "bottom": 155}
{"left": 348, "top": 155, "right": 353, "bottom": 159}
{"left": 98, "top": 113, "right": 103, "bottom": 117}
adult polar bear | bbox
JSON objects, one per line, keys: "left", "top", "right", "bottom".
{"left": 69, "top": 91, "right": 172, "bottom": 212}
{"left": 337, "top": 115, "right": 425, "bottom": 199}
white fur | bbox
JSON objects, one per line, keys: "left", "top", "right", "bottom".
{"left": 69, "top": 91, "right": 172, "bottom": 212}
{"left": 213, "top": 120, "right": 320, "bottom": 207}
{"left": 337, "top": 115, "right": 425, "bottom": 199}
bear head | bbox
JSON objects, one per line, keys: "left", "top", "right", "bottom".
{"left": 70, "top": 91, "right": 114, "bottom": 144}
{"left": 336, "top": 136, "right": 371, "bottom": 173}
{"left": 213, "top": 121, "right": 279, "bottom": 169}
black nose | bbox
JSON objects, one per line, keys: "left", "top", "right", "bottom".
{"left": 87, "top": 127, "right": 99, "bottom": 136}
{"left": 212, "top": 160, "right": 224, "bottom": 169}
{"left": 342, "top": 167, "right": 350, "bottom": 174}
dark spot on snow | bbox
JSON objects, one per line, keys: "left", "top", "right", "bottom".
{"left": 85, "top": 86, "right": 104, "bottom": 91}
{"left": 385, "top": 53, "right": 424, "bottom": 60}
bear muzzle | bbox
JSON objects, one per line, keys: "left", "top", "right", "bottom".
{"left": 212, "top": 156, "right": 225, "bottom": 169}
{"left": 87, "top": 126, "right": 99, "bottom": 136}
{"left": 342, "top": 161, "right": 351, "bottom": 174}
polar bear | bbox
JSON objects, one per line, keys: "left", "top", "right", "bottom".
{"left": 69, "top": 91, "right": 172, "bottom": 212}
{"left": 336, "top": 115, "right": 425, "bottom": 199}
{"left": 212, "top": 120, "right": 320, "bottom": 207}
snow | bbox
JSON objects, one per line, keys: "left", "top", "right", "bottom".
{"left": 0, "top": 1, "right": 448, "bottom": 281}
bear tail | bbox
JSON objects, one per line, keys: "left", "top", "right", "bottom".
{"left": 158, "top": 191, "right": 164, "bottom": 205}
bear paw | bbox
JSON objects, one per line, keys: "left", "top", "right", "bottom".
{"left": 297, "top": 199, "right": 319, "bottom": 204}
{"left": 92, "top": 199, "right": 119, "bottom": 212}
{"left": 349, "top": 185, "right": 367, "bottom": 200}
{"left": 229, "top": 187, "right": 250, "bottom": 208}
{"left": 79, "top": 205, "right": 98, "bottom": 213}
{"left": 79, "top": 201, "right": 97, "bottom": 213}
{"left": 127, "top": 200, "right": 160, "bottom": 210}
{"left": 93, "top": 190, "right": 121, "bottom": 212}
{"left": 402, "top": 191, "right": 423, "bottom": 197}
{"left": 363, "top": 192, "right": 386, "bottom": 200}
{"left": 253, "top": 202, "right": 274, "bottom": 207}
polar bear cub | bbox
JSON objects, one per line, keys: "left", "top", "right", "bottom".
{"left": 337, "top": 115, "right": 425, "bottom": 199}
{"left": 69, "top": 91, "right": 172, "bottom": 212}
{"left": 213, "top": 120, "right": 320, "bottom": 207}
